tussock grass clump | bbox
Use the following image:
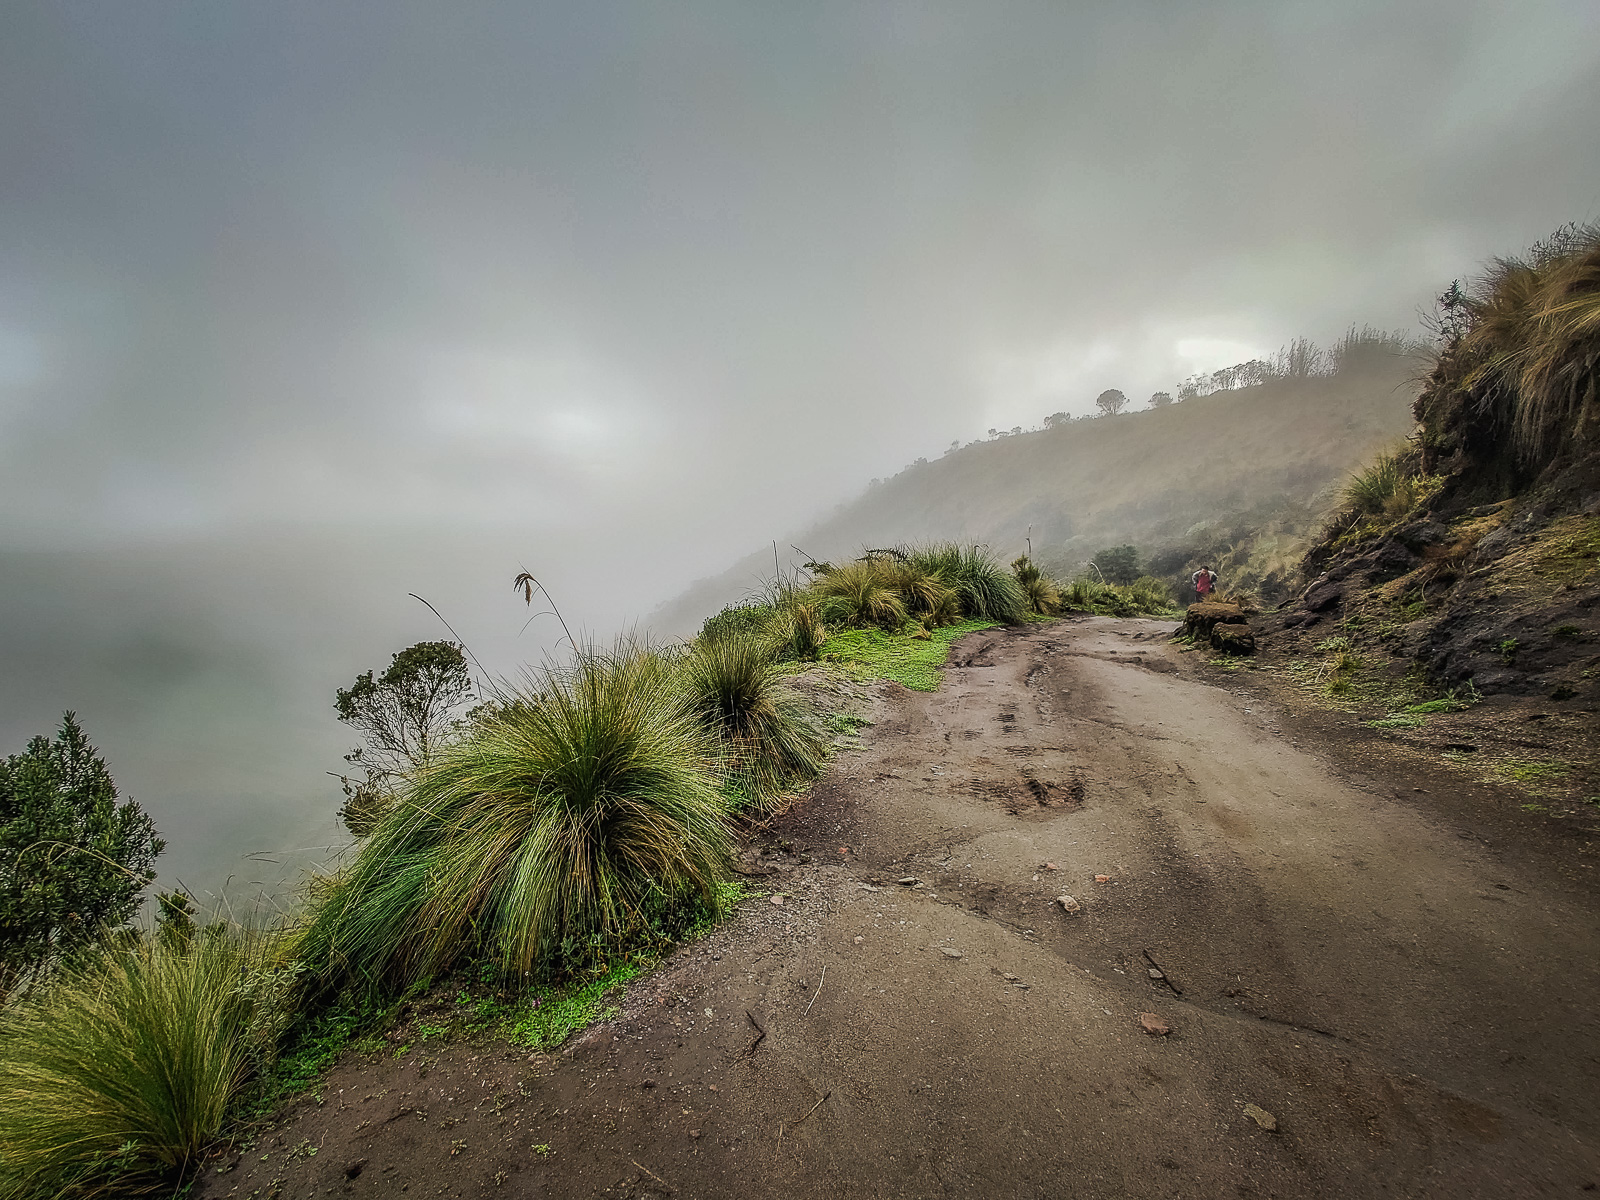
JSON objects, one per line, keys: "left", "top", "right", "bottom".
{"left": 905, "top": 543, "right": 1028, "bottom": 624}
{"left": 299, "top": 645, "right": 732, "bottom": 996}
{"left": 1422, "top": 223, "right": 1600, "bottom": 468}
{"left": 884, "top": 559, "right": 962, "bottom": 625}
{"left": 1343, "top": 451, "right": 1407, "bottom": 515}
{"left": 0, "top": 929, "right": 290, "bottom": 1196}
{"left": 679, "top": 629, "right": 828, "bottom": 810}
{"left": 811, "top": 560, "right": 908, "bottom": 630}
{"left": 1011, "top": 555, "right": 1060, "bottom": 615}
{"left": 1341, "top": 447, "right": 1445, "bottom": 521}
{"left": 767, "top": 600, "right": 827, "bottom": 662}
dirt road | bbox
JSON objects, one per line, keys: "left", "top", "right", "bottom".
{"left": 211, "top": 619, "right": 1600, "bottom": 1199}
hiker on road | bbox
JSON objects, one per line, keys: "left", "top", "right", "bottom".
{"left": 1192, "top": 565, "right": 1219, "bottom": 600}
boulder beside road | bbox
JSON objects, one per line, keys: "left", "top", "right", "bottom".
{"left": 1182, "top": 602, "right": 1245, "bottom": 639}
{"left": 1210, "top": 622, "right": 1257, "bottom": 655}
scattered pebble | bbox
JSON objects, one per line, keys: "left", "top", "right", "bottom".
{"left": 1147, "top": 967, "right": 1164, "bottom": 980}
{"left": 770, "top": 895, "right": 785, "bottom": 906}
{"left": 1094, "top": 874, "right": 1110, "bottom": 883}
{"left": 939, "top": 947, "right": 963, "bottom": 959}
{"left": 1138, "top": 1012, "right": 1171, "bottom": 1036}
{"left": 1057, "top": 895, "right": 1081, "bottom": 913}
{"left": 899, "top": 877, "right": 918, "bottom": 886}
{"left": 853, "top": 935, "right": 864, "bottom": 944}
{"left": 1243, "top": 1103, "right": 1278, "bottom": 1131}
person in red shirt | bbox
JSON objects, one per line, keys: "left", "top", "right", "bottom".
{"left": 1191, "top": 565, "right": 1218, "bottom": 600}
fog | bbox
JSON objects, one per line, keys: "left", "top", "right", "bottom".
{"left": 2, "top": 1, "right": 1597, "bottom": 903}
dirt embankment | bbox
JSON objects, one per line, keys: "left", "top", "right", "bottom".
{"left": 206, "top": 620, "right": 1600, "bottom": 1200}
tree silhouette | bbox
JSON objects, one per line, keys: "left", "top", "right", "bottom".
{"left": 1095, "top": 389, "right": 1128, "bottom": 417}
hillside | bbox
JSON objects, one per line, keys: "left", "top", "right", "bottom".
{"left": 653, "top": 340, "right": 1421, "bottom": 634}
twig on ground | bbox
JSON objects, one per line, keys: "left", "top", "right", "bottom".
{"left": 632, "top": 1160, "right": 674, "bottom": 1193}
{"left": 805, "top": 965, "right": 827, "bottom": 1016}
{"left": 793, "top": 1090, "right": 832, "bottom": 1129}
{"left": 744, "top": 1009, "right": 767, "bottom": 1056}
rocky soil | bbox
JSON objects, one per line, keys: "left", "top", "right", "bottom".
{"left": 203, "top": 619, "right": 1600, "bottom": 1200}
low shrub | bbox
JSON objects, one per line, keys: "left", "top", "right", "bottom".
{"left": 1059, "top": 575, "right": 1174, "bottom": 617}
{"left": 699, "top": 602, "right": 776, "bottom": 644}
{"left": 1127, "top": 575, "right": 1175, "bottom": 613}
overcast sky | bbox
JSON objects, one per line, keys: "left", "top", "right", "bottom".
{"left": 4, "top": 0, "right": 1598, "bottom": 571}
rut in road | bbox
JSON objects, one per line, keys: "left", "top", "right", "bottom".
{"left": 203, "top": 619, "right": 1600, "bottom": 1200}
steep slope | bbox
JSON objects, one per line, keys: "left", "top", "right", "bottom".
{"left": 1273, "top": 226, "right": 1600, "bottom": 703}
{"left": 654, "top": 346, "right": 1419, "bottom": 634}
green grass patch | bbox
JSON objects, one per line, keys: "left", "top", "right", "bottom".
{"left": 1403, "top": 695, "right": 1473, "bottom": 714}
{"left": 821, "top": 620, "right": 998, "bottom": 690}
{"left": 504, "top": 960, "right": 645, "bottom": 1050}
{"left": 1498, "top": 758, "right": 1569, "bottom": 786}
{"left": 504, "top": 877, "right": 748, "bottom": 1050}
{"left": 1367, "top": 714, "right": 1426, "bottom": 729}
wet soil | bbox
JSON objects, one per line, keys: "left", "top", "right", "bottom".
{"left": 204, "top": 619, "right": 1600, "bottom": 1199}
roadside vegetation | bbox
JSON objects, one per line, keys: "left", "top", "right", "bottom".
{"left": 1250, "top": 226, "right": 1600, "bottom": 823}
{"left": 0, "top": 546, "right": 1043, "bottom": 1197}
{"left": 0, "top": 926, "right": 294, "bottom": 1197}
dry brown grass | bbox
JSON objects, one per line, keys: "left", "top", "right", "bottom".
{"left": 1430, "top": 224, "right": 1600, "bottom": 466}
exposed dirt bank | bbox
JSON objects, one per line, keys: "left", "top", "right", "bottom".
{"left": 206, "top": 619, "right": 1600, "bottom": 1200}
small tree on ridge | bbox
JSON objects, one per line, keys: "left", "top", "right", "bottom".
{"left": 1095, "top": 389, "right": 1129, "bottom": 417}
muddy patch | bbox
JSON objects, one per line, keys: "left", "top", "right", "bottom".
{"left": 967, "top": 772, "right": 1085, "bottom": 815}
